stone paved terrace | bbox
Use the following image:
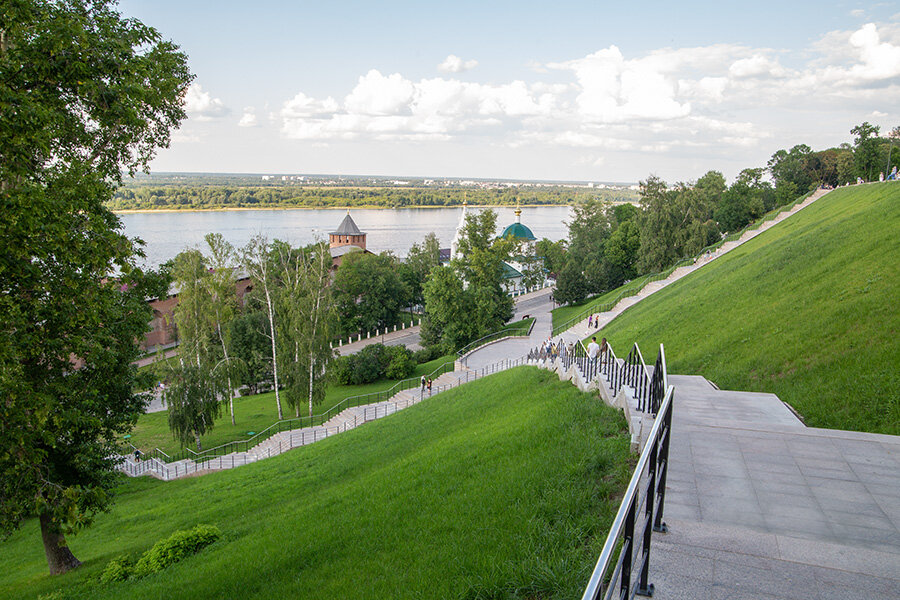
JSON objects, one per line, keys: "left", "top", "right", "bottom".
{"left": 650, "top": 374, "right": 900, "bottom": 599}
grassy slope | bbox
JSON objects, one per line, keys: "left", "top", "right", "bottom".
{"left": 130, "top": 354, "right": 454, "bottom": 455}
{"left": 599, "top": 183, "right": 900, "bottom": 434}
{"left": 551, "top": 279, "right": 646, "bottom": 331}
{"left": 1, "top": 368, "right": 630, "bottom": 600}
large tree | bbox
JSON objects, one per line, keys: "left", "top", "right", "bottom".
{"left": 0, "top": 0, "right": 190, "bottom": 574}
{"left": 333, "top": 251, "right": 408, "bottom": 334}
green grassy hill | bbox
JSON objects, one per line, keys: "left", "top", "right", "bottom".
{"left": 1, "top": 367, "right": 630, "bottom": 600}
{"left": 599, "top": 183, "right": 899, "bottom": 434}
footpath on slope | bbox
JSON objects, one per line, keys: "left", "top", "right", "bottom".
{"left": 558, "top": 188, "right": 830, "bottom": 344}
{"left": 120, "top": 357, "right": 528, "bottom": 481}
{"left": 650, "top": 374, "right": 900, "bottom": 599}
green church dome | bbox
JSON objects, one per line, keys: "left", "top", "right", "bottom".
{"left": 500, "top": 222, "right": 536, "bottom": 241}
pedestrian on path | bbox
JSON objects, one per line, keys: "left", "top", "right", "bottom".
{"left": 427, "top": 378, "right": 433, "bottom": 396}
{"left": 588, "top": 314, "right": 593, "bottom": 328}
{"left": 588, "top": 336, "right": 600, "bottom": 361}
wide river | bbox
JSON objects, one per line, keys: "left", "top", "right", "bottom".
{"left": 118, "top": 205, "right": 574, "bottom": 268}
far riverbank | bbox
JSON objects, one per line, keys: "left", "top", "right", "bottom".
{"left": 119, "top": 205, "right": 574, "bottom": 268}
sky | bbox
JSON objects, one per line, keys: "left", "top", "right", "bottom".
{"left": 118, "top": 0, "right": 900, "bottom": 183}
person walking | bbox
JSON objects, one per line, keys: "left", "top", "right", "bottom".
{"left": 427, "top": 378, "right": 433, "bottom": 396}
{"left": 421, "top": 375, "right": 426, "bottom": 398}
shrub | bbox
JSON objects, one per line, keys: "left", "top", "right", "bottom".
{"left": 330, "top": 356, "right": 353, "bottom": 385}
{"left": 412, "top": 346, "right": 442, "bottom": 364}
{"left": 99, "top": 554, "right": 135, "bottom": 584}
{"left": 133, "top": 524, "right": 221, "bottom": 577}
{"left": 385, "top": 346, "right": 415, "bottom": 380}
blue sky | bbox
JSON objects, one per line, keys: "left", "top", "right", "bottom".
{"left": 119, "top": 1, "right": 900, "bottom": 182}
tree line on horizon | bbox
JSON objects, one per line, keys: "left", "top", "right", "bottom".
{"left": 104, "top": 184, "right": 638, "bottom": 210}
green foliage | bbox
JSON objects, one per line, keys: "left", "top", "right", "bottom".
{"left": 229, "top": 311, "right": 272, "bottom": 393}
{"left": 0, "top": 368, "right": 630, "bottom": 600}
{"left": 400, "top": 233, "right": 442, "bottom": 308}
{"left": 851, "top": 121, "right": 882, "bottom": 181}
{"left": 412, "top": 346, "right": 444, "bottom": 364}
{"left": 132, "top": 524, "right": 221, "bottom": 578}
{"left": 385, "top": 347, "right": 416, "bottom": 380}
{"left": 333, "top": 251, "right": 409, "bottom": 334}
{"left": 600, "top": 183, "right": 900, "bottom": 435}
{"left": 553, "top": 258, "right": 589, "bottom": 306}
{"left": 98, "top": 555, "right": 134, "bottom": 584}
{"left": 0, "top": 0, "right": 191, "bottom": 572}
{"left": 105, "top": 182, "right": 639, "bottom": 211}
{"left": 332, "top": 344, "right": 414, "bottom": 385}
{"left": 534, "top": 238, "right": 567, "bottom": 275}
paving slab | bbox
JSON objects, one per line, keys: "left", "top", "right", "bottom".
{"left": 648, "top": 374, "right": 900, "bottom": 598}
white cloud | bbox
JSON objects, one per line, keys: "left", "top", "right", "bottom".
{"left": 438, "top": 54, "right": 478, "bottom": 73}
{"left": 345, "top": 70, "right": 415, "bottom": 115}
{"left": 184, "top": 83, "right": 229, "bottom": 120}
{"left": 275, "top": 21, "right": 900, "bottom": 159}
{"left": 238, "top": 107, "right": 258, "bottom": 127}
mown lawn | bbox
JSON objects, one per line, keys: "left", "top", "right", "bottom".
{"left": 129, "top": 354, "right": 454, "bottom": 456}
{"left": 1, "top": 367, "right": 631, "bottom": 600}
{"left": 598, "top": 183, "right": 900, "bottom": 434}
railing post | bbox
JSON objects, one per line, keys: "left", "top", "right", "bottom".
{"left": 654, "top": 395, "right": 672, "bottom": 533}
{"left": 620, "top": 496, "right": 637, "bottom": 600}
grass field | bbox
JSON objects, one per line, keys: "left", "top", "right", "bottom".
{"left": 129, "top": 354, "right": 453, "bottom": 456}
{"left": 598, "top": 183, "right": 900, "bottom": 434}
{"left": 1, "top": 367, "right": 631, "bottom": 600}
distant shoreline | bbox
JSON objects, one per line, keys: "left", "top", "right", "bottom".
{"left": 111, "top": 203, "right": 583, "bottom": 214}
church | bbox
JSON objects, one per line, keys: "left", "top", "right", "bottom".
{"left": 449, "top": 201, "right": 547, "bottom": 294}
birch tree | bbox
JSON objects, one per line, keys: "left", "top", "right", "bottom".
{"left": 205, "top": 233, "right": 243, "bottom": 425}
{"left": 244, "top": 235, "right": 284, "bottom": 419}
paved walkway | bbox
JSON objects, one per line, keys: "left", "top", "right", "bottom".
{"left": 650, "top": 375, "right": 900, "bottom": 599}
{"left": 462, "top": 287, "right": 554, "bottom": 370}
{"left": 120, "top": 358, "right": 530, "bottom": 480}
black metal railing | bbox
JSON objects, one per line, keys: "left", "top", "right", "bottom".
{"left": 581, "top": 380, "right": 674, "bottom": 600}
{"left": 531, "top": 339, "right": 666, "bottom": 417}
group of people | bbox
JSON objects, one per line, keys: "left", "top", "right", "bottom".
{"left": 587, "top": 336, "right": 609, "bottom": 362}
{"left": 587, "top": 314, "right": 602, "bottom": 329}
{"left": 420, "top": 376, "right": 433, "bottom": 396}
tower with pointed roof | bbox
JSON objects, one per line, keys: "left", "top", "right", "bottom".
{"left": 329, "top": 209, "right": 367, "bottom": 251}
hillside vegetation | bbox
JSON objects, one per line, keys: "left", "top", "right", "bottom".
{"left": 600, "top": 183, "right": 899, "bottom": 434}
{"left": 0, "top": 367, "right": 631, "bottom": 600}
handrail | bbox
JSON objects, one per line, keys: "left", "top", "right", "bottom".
{"left": 581, "top": 383, "right": 674, "bottom": 600}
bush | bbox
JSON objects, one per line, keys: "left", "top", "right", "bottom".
{"left": 330, "top": 356, "right": 353, "bottom": 385}
{"left": 132, "top": 524, "right": 221, "bottom": 577}
{"left": 99, "top": 554, "right": 134, "bottom": 584}
{"left": 412, "top": 346, "right": 442, "bottom": 364}
{"left": 385, "top": 346, "right": 415, "bottom": 380}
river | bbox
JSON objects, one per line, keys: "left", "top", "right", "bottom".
{"left": 117, "top": 205, "right": 573, "bottom": 268}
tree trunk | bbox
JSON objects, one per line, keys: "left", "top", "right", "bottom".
{"left": 264, "top": 284, "right": 282, "bottom": 420}
{"left": 195, "top": 432, "right": 202, "bottom": 451}
{"left": 39, "top": 513, "right": 81, "bottom": 575}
